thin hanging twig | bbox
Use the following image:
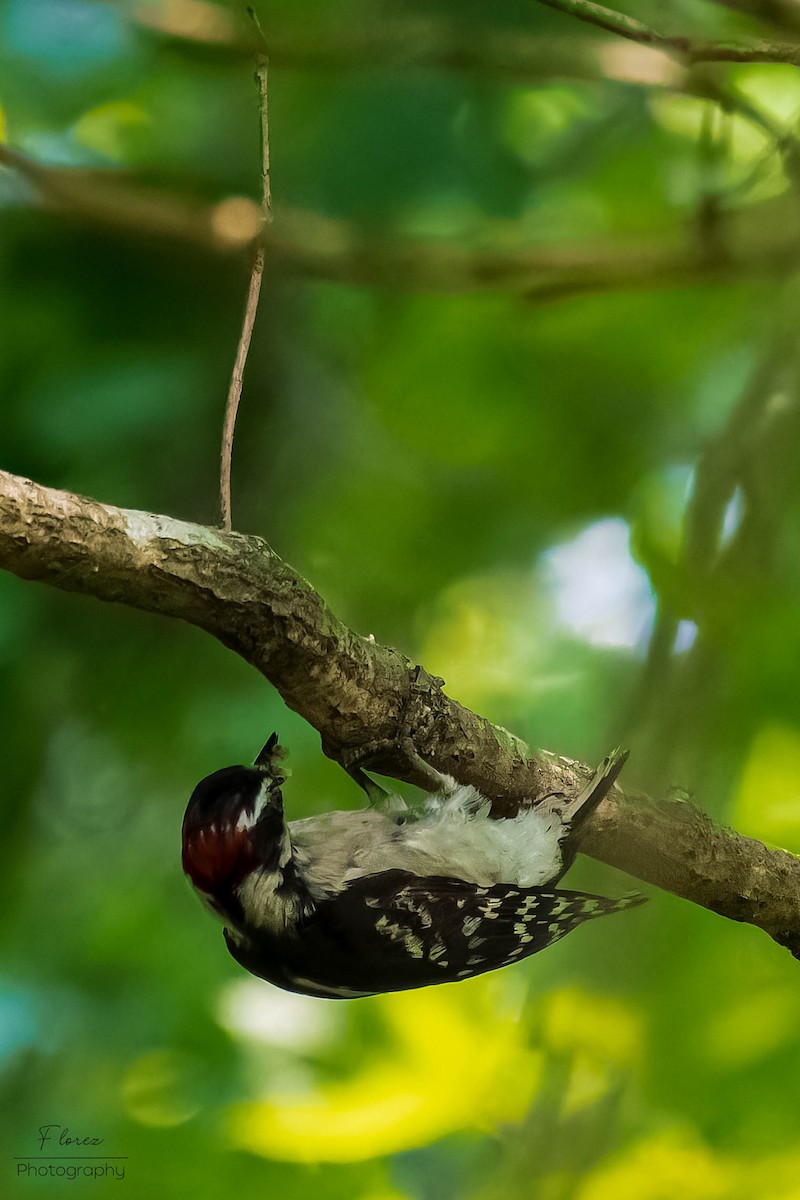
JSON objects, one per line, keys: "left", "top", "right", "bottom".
{"left": 220, "top": 7, "right": 272, "bottom": 532}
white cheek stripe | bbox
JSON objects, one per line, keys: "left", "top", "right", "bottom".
{"left": 253, "top": 778, "right": 273, "bottom": 822}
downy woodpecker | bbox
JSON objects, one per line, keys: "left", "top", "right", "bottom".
{"left": 182, "top": 737, "right": 644, "bottom": 998}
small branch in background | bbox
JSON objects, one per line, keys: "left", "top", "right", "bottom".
{"left": 219, "top": 7, "right": 272, "bottom": 533}
{"left": 530, "top": 0, "right": 800, "bottom": 209}
{"left": 534, "top": 0, "right": 680, "bottom": 49}
{"left": 621, "top": 318, "right": 800, "bottom": 778}
{"left": 532, "top": 0, "right": 800, "bottom": 65}
{"left": 131, "top": 0, "right": 800, "bottom": 69}
{"left": 6, "top": 143, "right": 800, "bottom": 297}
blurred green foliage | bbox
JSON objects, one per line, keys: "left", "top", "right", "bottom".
{"left": 1, "top": 1, "right": 800, "bottom": 1198}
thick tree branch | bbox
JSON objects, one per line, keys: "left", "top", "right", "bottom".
{"left": 2, "top": 469, "right": 800, "bottom": 957}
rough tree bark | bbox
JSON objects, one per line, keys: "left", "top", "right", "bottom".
{"left": 1, "top": 468, "right": 799, "bottom": 958}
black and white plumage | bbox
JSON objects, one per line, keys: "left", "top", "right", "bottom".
{"left": 182, "top": 736, "right": 645, "bottom": 999}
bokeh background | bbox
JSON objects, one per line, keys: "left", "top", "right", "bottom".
{"left": 2, "top": 0, "right": 800, "bottom": 1197}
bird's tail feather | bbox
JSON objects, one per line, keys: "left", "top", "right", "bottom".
{"left": 559, "top": 747, "right": 628, "bottom": 827}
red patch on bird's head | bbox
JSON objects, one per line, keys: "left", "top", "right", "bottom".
{"left": 182, "top": 765, "right": 270, "bottom": 898}
{"left": 182, "top": 820, "right": 258, "bottom": 896}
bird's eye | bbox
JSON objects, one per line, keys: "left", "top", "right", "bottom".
{"left": 394, "top": 815, "right": 407, "bottom": 827}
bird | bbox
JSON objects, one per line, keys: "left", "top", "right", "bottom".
{"left": 181, "top": 735, "right": 645, "bottom": 999}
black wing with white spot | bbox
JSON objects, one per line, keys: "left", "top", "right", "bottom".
{"left": 262, "top": 869, "right": 646, "bottom": 997}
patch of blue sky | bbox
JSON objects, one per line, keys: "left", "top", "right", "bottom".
{"left": 673, "top": 619, "right": 698, "bottom": 654}
{"left": 540, "top": 517, "right": 656, "bottom": 654}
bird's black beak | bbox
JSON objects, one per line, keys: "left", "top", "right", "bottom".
{"left": 255, "top": 724, "right": 286, "bottom": 772}
{"left": 252, "top": 732, "right": 288, "bottom": 801}
{"left": 254, "top": 731, "right": 279, "bottom": 768}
